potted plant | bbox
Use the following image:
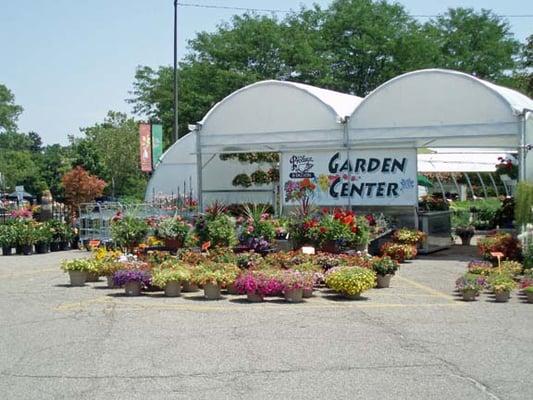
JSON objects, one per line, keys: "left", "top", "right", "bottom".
{"left": 380, "top": 242, "right": 417, "bottom": 263}
{"left": 17, "top": 222, "right": 35, "bottom": 255}
{"left": 371, "top": 256, "right": 399, "bottom": 288}
{"left": 524, "top": 287, "right": 533, "bottom": 303}
{"left": 488, "top": 274, "right": 516, "bottom": 302}
{"left": 392, "top": 228, "right": 426, "bottom": 246}
{"left": 85, "top": 259, "right": 101, "bottom": 282}
{"left": 192, "top": 263, "right": 234, "bottom": 300}
{"left": 279, "top": 270, "right": 311, "bottom": 303}
{"left": 0, "top": 224, "right": 15, "bottom": 256}
{"left": 99, "top": 261, "right": 123, "bottom": 288}
{"left": 151, "top": 261, "right": 192, "bottom": 297}
{"left": 234, "top": 270, "right": 283, "bottom": 302}
{"left": 315, "top": 209, "right": 370, "bottom": 253}
{"left": 291, "top": 262, "right": 322, "bottom": 297}
{"left": 455, "top": 226, "right": 475, "bottom": 246}
{"left": 61, "top": 259, "right": 91, "bottom": 286}
{"left": 325, "top": 266, "right": 376, "bottom": 299}
{"left": 477, "top": 233, "right": 521, "bottom": 261}
{"left": 34, "top": 223, "right": 53, "bottom": 254}
{"left": 467, "top": 260, "right": 494, "bottom": 276}
{"left": 455, "top": 274, "right": 486, "bottom": 301}
{"left": 194, "top": 210, "right": 237, "bottom": 249}
{"left": 110, "top": 214, "right": 149, "bottom": 253}
{"left": 113, "top": 269, "right": 151, "bottom": 296}
{"left": 157, "top": 216, "right": 191, "bottom": 251}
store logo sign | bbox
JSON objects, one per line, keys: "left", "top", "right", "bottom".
{"left": 289, "top": 155, "right": 315, "bottom": 178}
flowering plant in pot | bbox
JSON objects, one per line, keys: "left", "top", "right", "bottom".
{"left": 194, "top": 204, "right": 237, "bottom": 248}
{"left": 325, "top": 266, "right": 376, "bottom": 299}
{"left": 279, "top": 269, "right": 313, "bottom": 303}
{"left": 34, "top": 223, "right": 53, "bottom": 254}
{"left": 110, "top": 215, "right": 149, "bottom": 252}
{"left": 192, "top": 262, "right": 236, "bottom": 300}
{"left": 312, "top": 209, "right": 370, "bottom": 253}
{"left": 380, "top": 242, "right": 417, "bottom": 262}
{"left": 291, "top": 261, "right": 323, "bottom": 296}
{"left": 151, "top": 261, "right": 192, "bottom": 297}
{"left": 234, "top": 270, "right": 283, "bottom": 302}
{"left": 371, "top": 256, "right": 399, "bottom": 288}
{"left": 467, "top": 260, "right": 494, "bottom": 276}
{"left": 455, "top": 274, "right": 486, "bottom": 301}
{"left": 487, "top": 273, "right": 516, "bottom": 302}
{"left": 14, "top": 221, "right": 36, "bottom": 255}
{"left": 500, "top": 260, "right": 523, "bottom": 277}
{"left": 0, "top": 224, "right": 15, "bottom": 256}
{"left": 392, "top": 228, "right": 426, "bottom": 246}
{"left": 477, "top": 233, "right": 521, "bottom": 261}
{"left": 113, "top": 269, "right": 151, "bottom": 296}
{"left": 157, "top": 216, "right": 191, "bottom": 251}
{"left": 61, "top": 259, "right": 92, "bottom": 286}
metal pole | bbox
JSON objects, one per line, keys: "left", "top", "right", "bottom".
{"left": 464, "top": 173, "right": 475, "bottom": 199}
{"left": 476, "top": 172, "right": 488, "bottom": 198}
{"left": 343, "top": 117, "right": 351, "bottom": 211}
{"left": 172, "top": 0, "right": 178, "bottom": 143}
{"left": 195, "top": 129, "right": 203, "bottom": 212}
{"left": 488, "top": 173, "right": 499, "bottom": 197}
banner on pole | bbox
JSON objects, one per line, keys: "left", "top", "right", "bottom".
{"left": 139, "top": 123, "right": 152, "bottom": 172}
{"left": 151, "top": 124, "right": 163, "bottom": 168}
{"left": 281, "top": 149, "right": 417, "bottom": 206}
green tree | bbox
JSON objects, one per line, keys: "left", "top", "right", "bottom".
{"left": 72, "top": 111, "right": 147, "bottom": 199}
{"left": 0, "top": 84, "right": 23, "bottom": 133}
{"left": 424, "top": 8, "right": 520, "bottom": 81}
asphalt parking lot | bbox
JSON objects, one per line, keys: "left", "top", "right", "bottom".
{"left": 0, "top": 247, "right": 531, "bottom": 400}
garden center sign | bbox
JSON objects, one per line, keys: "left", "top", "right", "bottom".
{"left": 281, "top": 149, "right": 417, "bottom": 207}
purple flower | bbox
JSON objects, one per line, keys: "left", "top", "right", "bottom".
{"left": 113, "top": 269, "right": 151, "bottom": 287}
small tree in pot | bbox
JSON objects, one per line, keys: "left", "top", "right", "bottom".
{"left": 371, "top": 256, "right": 399, "bottom": 288}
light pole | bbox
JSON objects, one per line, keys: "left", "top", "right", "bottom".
{"left": 173, "top": 0, "right": 178, "bottom": 143}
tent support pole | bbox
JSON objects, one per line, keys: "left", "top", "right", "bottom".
{"left": 464, "top": 173, "right": 475, "bottom": 199}
{"left": 195, "top": 128, "right": 204, "bottom": 212}
{"left": 343, "top": 117, "right": 351, "bottom": 211}
{"left": 519, "top": 113, "right": 526, "bottom": 182}
{"left": 451, "top": 173, "right": 460, "bottom": 196}
{"left": 488, "top": 173, "right": 499, "bottom": 197}
{"left": 476, "top": 172, "right": 488, "bottom": 198}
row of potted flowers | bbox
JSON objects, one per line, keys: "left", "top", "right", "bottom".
{"left": 61, "top": 249, "right": 401, "bottom": 302}
{"left": 0, "top": 219, "right": 75, "bottom": 256}
{"left": 455, "top": 259, "right": 532, "bottom": 303}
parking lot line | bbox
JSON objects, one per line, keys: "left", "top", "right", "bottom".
{"left": 395, "top": 276, "right": 455, "bottom": 301}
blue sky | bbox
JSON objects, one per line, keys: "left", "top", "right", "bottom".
{"left": 0, "top": 0, "right": 531, "bottom": 145}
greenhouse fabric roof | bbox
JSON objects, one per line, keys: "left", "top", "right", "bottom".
{"left": 417, "top": 151, "right": 509, "bottom": 173}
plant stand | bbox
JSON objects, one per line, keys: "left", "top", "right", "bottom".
{"left": 284, "top": 288, "right": 304, "bottom": 303}
{"left": 124, "top": 281, "right": 142, "bottom": 296}
{"left": 376, "top": 274, "right": 393, "bottom": 288}
{"left": 69, "top": 271, "right": 87, "bottom": 286}
{"left": 204, "top": 283, "right": 222, "bottom": 300}
{"left": 164, "top": 281, "right": 182, "bottom": 297}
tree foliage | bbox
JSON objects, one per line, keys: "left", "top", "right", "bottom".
{"left": 0, "top": 84, "right": 23, "bottom": 133}
{"left": 61, "top": 166, "right": 106, "bottom": 213}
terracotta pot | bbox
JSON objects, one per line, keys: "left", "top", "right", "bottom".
{"left": 284, "top": 288, "right": 304, "bottom": 303}
{"left": 247, "top": 292, "right": 264, "bottom": 302}
{"left": 302, "top": 288, "right": 313, "bottom": 298}
{"left": 203, "top": 283, "right": 222, "bottom": 300}
{"left": 86, "top": 272, "right": 100, "bottom": 282}
{"left": 494, "top": 290, "right": 510, "bottom": 303}
{"left": 164, "top": 238, "right": 183, "bottom": 251}
{"left": 124, "top": 281, "right": 142, "bottom": 296}
{"left": 182, "top": 281, "right": 198, "bottom": 292}
{"left": 2, "top": 246, "right": 13, "bottom": 256}
{"left": 69, "top": 270, "right": 87, "bottom": 286}
{"left": 376, "top": 274, "right": 393, "bottom": 288}
{"left": 461, "top": 289, "right": 477, "bottom": 301}
{"left": 164, "top": 281, "right": 182, "bottom": 297}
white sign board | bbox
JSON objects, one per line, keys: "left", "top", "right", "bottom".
{"left": 281, "top": 149, "right": 417, "bottom": 206}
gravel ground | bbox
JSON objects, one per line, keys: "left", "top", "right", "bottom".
{"left": 0, "top": 247, "right": 531, "bottom": 400}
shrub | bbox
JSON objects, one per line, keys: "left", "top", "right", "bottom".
{"left": 371, "top": 256, "right": 399, "bottom": 276}
{"left": 392, "top": 228, "right": 425, "bottom": 245}
{"left": 110, "top": 215, "right": 149, "bottom": 251}
{"left": 325, "top": 266, "right": 376, "bottom": 296}
{"left": 113, "top": 269, "right": 151, "bottom": 287}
